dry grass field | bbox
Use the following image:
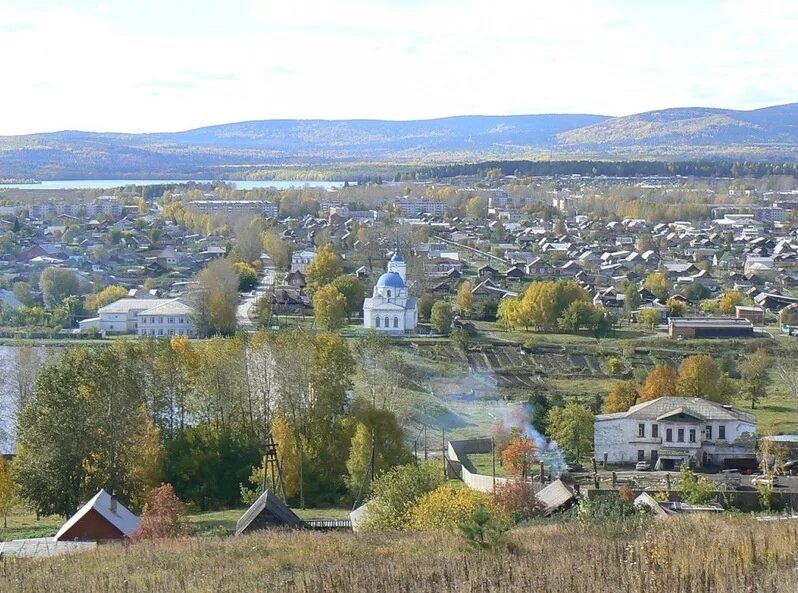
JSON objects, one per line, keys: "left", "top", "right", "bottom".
{"left": 1, "top": 516, "right": 796, "bottom": 593}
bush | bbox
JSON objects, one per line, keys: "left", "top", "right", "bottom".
{"left": 459, "top": 503, "right": 508, "bottom": 551}
{"left": 409, "top": 483, "right": 509, "bottom": 531}
{"left": 133, "top": 483, "right": 186, "bottom": 541}
{"left": 362, "top": 462, "right": 443, "bottom": 531}
{"left": 678, "top": 465, "right": 716, "bottom": 505}
{"left": 494, "top": 479, "right": 543, "bottom": 523}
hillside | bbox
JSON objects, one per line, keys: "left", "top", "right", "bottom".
{"left": 557, "top": 103, "right": 798, "bottom": 147}
{"left": 1, "top": 104, "right": 798, "bottom": 179}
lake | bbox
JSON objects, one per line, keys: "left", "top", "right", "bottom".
{"left": 0, "top": 179, "right": 343, "bottom": 190}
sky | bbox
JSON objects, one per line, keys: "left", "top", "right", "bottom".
{"left": 1, "top": 0, "right": 797, "bottom": 135}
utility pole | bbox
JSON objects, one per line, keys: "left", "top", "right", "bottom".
{"left": 424, "top": 424, "right": 428, "bottom": 460}
{"left": 442, "top": 425, "right": 446, "bottom": 479}
{"left": 491, "top": 436, "right": 496, "bottom": 494}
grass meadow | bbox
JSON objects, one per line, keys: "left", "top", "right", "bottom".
{"left": 0, "top": 516, "right": 796, "bottom": 592}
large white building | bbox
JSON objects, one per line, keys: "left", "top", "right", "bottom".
{"left": 594, "top": 397, "right": 756, "bottom": 470}
{"left": 362, "top": 249, "right": 417, "bottom": 333}
{"left": 291, "top": 247, "right": 316, "bottom": 273}
{"left": 79, "top": 297, "right": 195, "bottom": 337}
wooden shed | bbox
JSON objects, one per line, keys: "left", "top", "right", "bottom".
{"left": 55, "top": 489, "right": 140, "bottom": 542}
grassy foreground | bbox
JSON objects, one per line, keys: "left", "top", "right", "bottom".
{"left": 1, "top": 516, "right": 796, "bottom": 593}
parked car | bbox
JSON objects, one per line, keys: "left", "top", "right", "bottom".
{"left": 564, "top": 462, "right": 584, "bottom": 473}
{"left": 751, "top": 475, "right": 779, "bottom": 486}
{"left": 780, "top": 460, "right": 798, "bottom": 476}
{"left": 635, "top": 461, "right": 651, "bottom": 471}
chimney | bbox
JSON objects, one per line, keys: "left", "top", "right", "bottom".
{"left": 110, "top": 495, "right": 118, "bottom": 514}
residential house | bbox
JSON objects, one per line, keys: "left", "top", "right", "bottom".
{"left": 594, "top": 397, "right": 756, "bottom": 469}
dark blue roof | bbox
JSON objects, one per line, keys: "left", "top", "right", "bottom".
{"left": 376, "top": 271, "right": 405, "bottom": 288}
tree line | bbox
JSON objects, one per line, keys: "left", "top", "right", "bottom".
{"left": 11, "top": 331, "right": 412, "bottom": 517}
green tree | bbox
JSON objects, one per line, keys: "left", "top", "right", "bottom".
{"left": 262, "top": 229, "right": 293, "bottom": 269}
{"left": 331, "top": 275, "right": 365, "bottom": 322}
{"left": 740, "top": 347, "right": 771, "bottom": 409}
{"left": 430, "top": 301, "right": 453, "bottom": 335}
{"left": 465, "top": 196, "right": 488, "bottom": 219}
{"left": 14, "top": 346, "right": 159, "bottom": 517}
{"left": 193, "top": 259, "right": 239, "bottom": 336}
{"left": 272, "top": 413, "right": 301, "bottom": 499}
{"left": 624, "top": 284, "right": 642, "bottom": 312}
{"left": 39, "top": 267, "right": 80, "bottom": 307}
{"left": 313, "top": 284, "right": 347, "bottom": 331}
{"left": 305, "top": 244, "right": 344, "bottom": 296}
{"left": 234, "top": 261, "right": 259, "bottom": 292}
{"left": 361, "top": 462, "right": 443, "bottom": 531}
{"left": 547, "top": 402, "right": 594, "bottom": 460}
{"left": 418, "top": 292, "right": 435, "bottom": 321}
{"left": 12, "top": 281, "right": 35, "bottom": 307}
{"left": 678, "top": 465, "right": 716, "bottom": 504}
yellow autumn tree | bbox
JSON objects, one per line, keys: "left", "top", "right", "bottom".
{"left": 677, "top": 354, "right": 734, "bottom": 404}
{"left": 271, "top": 413, "right": 301, "bottom": 499}
{"left": 640, "top": 363, "right": 680, "bottom": 402}
{"left": 305, "top": 244, "right": 344, "bottom": 296}
{"left": 456, "top": 281, "right": 474, "bottom": 317}
{"left": 603, "top": 381, "right": 639, "bottom": 412}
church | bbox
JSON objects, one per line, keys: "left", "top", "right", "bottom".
{"left": 363, "top": 248, "right": 418, "bottom": 333}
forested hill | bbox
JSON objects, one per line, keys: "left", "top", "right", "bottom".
{"left": 1, "top": 104, "right": 798, "bottom": 179}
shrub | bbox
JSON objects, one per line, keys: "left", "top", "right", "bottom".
{"left": 409, "top": 483, "right": 509, "bottom": 531}
{"left": 494, "top": 479, "right": 543, "bottom": 523}
{"left": 362, "top": 462, "right": 443, "bottom": 530}
{"left": 133, "top": 483, "right": 186, "bottom": 540}
{"left": 678, "top": 465, "right": 716, "bottom": 505}
{"left": 459, "top": 503, "right": 508, "bottom": 551}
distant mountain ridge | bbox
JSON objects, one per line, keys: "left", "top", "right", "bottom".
{"left": 0, "top": 104, "right": 797, "bottom": 179}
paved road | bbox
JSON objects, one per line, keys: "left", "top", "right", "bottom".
{"left": 236, "top": 266, "right": 277, "bottom": 332}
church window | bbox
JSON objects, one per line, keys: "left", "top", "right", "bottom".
{"left": 375, "top": 316, "right": 381, "bottom": 328}
{"left": 386, "top": 289, "right": 391, "bottom": 297}
{"left": 394, "top": 316, "right": 399, "bottom": 328}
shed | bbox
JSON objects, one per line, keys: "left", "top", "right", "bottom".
{"left": 55, "top": 489, "right": 140, "bottom": 542}
{"left": 235, "top": 489, "right": 302, "bottom": 536}
{"left": 535, "top": 479, "right": 575, "bottom": 517}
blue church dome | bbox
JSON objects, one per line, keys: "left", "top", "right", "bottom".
{"left": 376, "top": 271, "right": 405, "bottom": 288}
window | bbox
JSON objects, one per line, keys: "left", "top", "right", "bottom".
{"left": 689, "top": 429, "right": 696, "bottom": 443}
{"left": 158, "top": 329, "right": 163, "bottom": 336}
{"left": 651, "top": 424, "right": 659, "bottom": 438}
{"left": 637, "top": 449, "right": 645, "bottom": 461}
{"left": 375, "top": 316, "right": 380, "bottom": 328}
{"left": 666, "top": 428, "right": 673, "bottom": 442}
{"left": 638, "top": 423, "right": 645, "bottom": 438}
{"left": 718, "top": 425, "right": 726, "bottom": 440}
{"left": 159, "top": 317, "right": 163, "bottom": 324}
{"left": 706, "top": 426, "right": 712, "bottom": 440}
{"left": 386, "top": 289, "right": 391, "bottom": 297}
{"left": 169, "top": 317, "right": 174, "bottom": 324}
{"left": 168, "top": 329, "right": 174, "bottom": 336}
{"left": 394, "top": 316, "right": 399, "bottom": 328}
{"left": 677, "top": 428, "right": 685, "bottom": 443}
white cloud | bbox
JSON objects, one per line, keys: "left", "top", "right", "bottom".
{"left": 0, "top": 0, "right": 796, "bottom": 134}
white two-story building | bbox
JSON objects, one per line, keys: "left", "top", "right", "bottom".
{"left": 80, "top": 297, "right": 196, "bottom": 337}
{"left": 594, "top": 397, "right": 756, "bottom": 470}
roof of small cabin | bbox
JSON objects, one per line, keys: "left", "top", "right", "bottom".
{"left": 235, "top": 489, "right": 302, "bottom": 536}
{"left": 55, "top": 489, "right": 140, "bottom": 541}
{"left": 536, "top": 480, "right": 575, "bottom": 517}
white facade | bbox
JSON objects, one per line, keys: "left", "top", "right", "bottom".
{"left": 291, "top": 248, "right": 316, "bottom": 273}
{"left": 363, "top": 251, "right": 417, "bottom": 333}
{"left": 137, "top": 299, "right": 196, "bottom": 337}
{"left": 80, "top": 297, "right": 195, "bottom": 336}
{"left": 594, "top": 397, "right": 756, "bottom": 469}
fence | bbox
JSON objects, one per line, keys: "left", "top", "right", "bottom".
{"left": 447, "top": 438, "right": 516, "bottom": 493}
